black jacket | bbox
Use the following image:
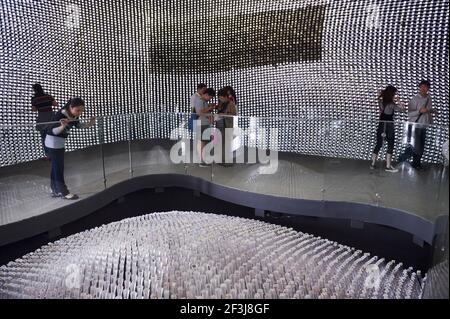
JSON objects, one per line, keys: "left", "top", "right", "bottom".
{"left": 47, "top": 109, "right": 80, "bottom": 139}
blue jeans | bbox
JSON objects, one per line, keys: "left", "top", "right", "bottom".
{"left": 48, "top": 148, "right": 69, "bottom": 196}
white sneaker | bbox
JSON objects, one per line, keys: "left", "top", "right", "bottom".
{"left": 385, "top": 166, "right": 399, "bottom": 173}
{"left": 63, "top": 193, "right": 79, "bottom": 200}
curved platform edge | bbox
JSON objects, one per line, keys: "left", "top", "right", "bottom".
{"left": 0, "top": 173, "right": 447, "bottom": 247}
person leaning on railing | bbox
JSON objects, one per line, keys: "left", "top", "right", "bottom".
{"left": 190, "top": 83, "right": 207, "bottom": 114}
{"left": 189, "top": 83, "right": 207, "bottom": 133}
{"left": 398, "top": 80, "right": 437, "bottom": 170}
{"left": 45, "top": 98, "right": 96, "bottom": 200}
{"left": 370, "top": 85, "right": 406, "bottom": 173}
{"left": 192, "top": 88, "right": 217, "bottom": 167}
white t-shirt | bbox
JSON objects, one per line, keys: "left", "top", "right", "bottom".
{"left": 191, "top": 93, "right": 209, "bottom": 125}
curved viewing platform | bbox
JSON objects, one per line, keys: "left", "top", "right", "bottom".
{"left": 0, "top": 112, "right": 448, "bottom": 249}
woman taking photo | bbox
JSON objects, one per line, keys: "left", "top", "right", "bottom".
{"left": 370, "top": 85, "right": 405, "bottom": 173}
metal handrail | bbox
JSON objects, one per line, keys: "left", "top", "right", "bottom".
{"left": 0, "top": 112, "right": 448, "bottom": 130}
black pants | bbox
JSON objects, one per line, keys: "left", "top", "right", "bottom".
{"left": 399, "top": 124, "right": 427, "bottom": 166}
{"left": 48, "top": 148, "right": 69, "bottom": 196}
{"left": 39, "top": 130, "right": 49, "bottom": 157}
{"left": 373, "top": 121, "right": 395, "bottom": 155}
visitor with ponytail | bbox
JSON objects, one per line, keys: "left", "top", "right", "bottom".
{"left": 370, "top": 85, "right": 405, "bottom": 173}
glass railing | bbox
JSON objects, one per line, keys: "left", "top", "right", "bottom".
{"left": 0, "top": 112, "right": 448, "bottom": 225}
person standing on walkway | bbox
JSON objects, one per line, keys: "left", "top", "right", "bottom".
{"left": 192, "top": 88, "right": 216, "bottom": 167}
{"left": 370, "top": 85, "right": 405, "bottom": 172}
{"left": 32, "top": 83, "right": 58, "bottom": 160}
{"left": 46, "top": 98, "right": 96, "bottom": 200}
{"left": 398, "top": 80, "right": 436, "bottom": 170}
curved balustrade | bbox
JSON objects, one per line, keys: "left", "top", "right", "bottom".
{"left": 0, "top": 113, "right": 448, "bottom": 299}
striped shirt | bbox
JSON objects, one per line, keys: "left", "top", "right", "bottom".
{"left": 32, "top": 94, "right": 55, "bottom": 113}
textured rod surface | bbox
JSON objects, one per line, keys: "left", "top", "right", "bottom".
{"left": 0, "top": 212, "right": 424, "bottom": 299}
{"left": 0, "top": 0, "right": 448, "bottom": 166}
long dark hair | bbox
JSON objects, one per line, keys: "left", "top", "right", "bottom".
{"left": 223, "top": 86, "right": 237, "bottom": 104}
{"left": 218, "top": 88, "right": 228, "bottom": 99}
{"left": 380, "top": 85, "right": 397, "bottom": 107}
{"left": 32, "top": 83, "right": 45, "bottom": 97}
